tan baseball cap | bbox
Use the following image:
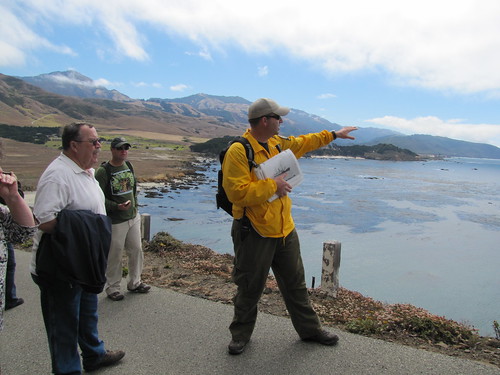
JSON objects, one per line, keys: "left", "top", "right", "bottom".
{"left": 248, "top": 98, "right": 290, "bottom": 120}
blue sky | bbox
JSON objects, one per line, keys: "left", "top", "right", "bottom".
{"left": 2, "top": 0, "right": 500, "bottom": 147}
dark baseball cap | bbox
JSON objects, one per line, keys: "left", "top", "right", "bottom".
{"left": 110, "top": 137, "right": 131, "bottom": 148}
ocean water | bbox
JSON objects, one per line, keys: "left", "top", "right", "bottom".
{"left": 138, "top": 157, "right": 500, "bottom": 336}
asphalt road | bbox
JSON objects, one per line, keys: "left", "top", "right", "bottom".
{"left": 1, "top": 250, "right": 499, "bottom": 375}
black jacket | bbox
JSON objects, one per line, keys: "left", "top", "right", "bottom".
{"left": 36, "top": 209, "right": 111, "bottom": 293}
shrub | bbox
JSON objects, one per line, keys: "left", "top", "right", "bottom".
{"left": 346, "top": 318, "right": 384, "bottom": 335}
{"left": 145, "top": 231, "right": 185, "bottom": 253}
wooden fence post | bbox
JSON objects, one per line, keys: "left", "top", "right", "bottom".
{"left": 320, "top": 241, "right": 341, "bottom": 297}
{"left": 141, "top": 213, "right": 151, "bottom": 242}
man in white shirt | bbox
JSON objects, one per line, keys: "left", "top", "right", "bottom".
{"left": 31, "top": 122, "right": 125, "bottom": 374}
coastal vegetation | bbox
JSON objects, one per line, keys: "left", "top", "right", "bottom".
{"left": 142, "top": 231, "right": 500, "bottom": 367}
{"left": 309, "top": 142, "right": 420, "bottom": 160}
{"left": 0, "top": 124, "right": 58, "bottom": 144}
{"left": 190, "top": 136, "right": 421, "bottom": 161}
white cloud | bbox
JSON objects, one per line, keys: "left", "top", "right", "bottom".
{"left": 185, "top": 49, "right": 213, "bottom": 61}
{"left": 317, "top": 93, "right": 336, "bottom": 99}
{"left": 366, "top": 116, "right": 500, "bottom": 147}
{"left": 93, "top": 78, "right": 112, "bottom": 87}
{"left": 132, "top": 81, "right": 162, "bottom": 89}
{"left": 170, "top": 84, "right": 189, "bottom": 92}
{"left": 3, "top": 0, "right": 500, "bottom": 94}
{"left": 46, "top": 73, "right": 118, "bottom": 88}
{"left": 198, "top": 49, "right": 212, "bottom": 61}
{"left": 257, "top": 65, "right": 268, "bottom": 77}
{"left": 0, "top": 4, "right": 76, "bottom": 66}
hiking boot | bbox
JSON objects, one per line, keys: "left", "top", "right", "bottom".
{"left": 84, "top": 350, "right": 125, "bottom": 372}
{"left": 228, "top": 339, "right": 248, "bottom": 355}
{"left": 127, "top": 283, "right": 151, "bottom": 293}
{"left": 107, "top": 292, "right": 124, "bottom": 301}
{"left": 301, "top": 329, "right": 339, "bottom": 346}
{"left": 5, "top": 298, "right": 24, "bottom": 310}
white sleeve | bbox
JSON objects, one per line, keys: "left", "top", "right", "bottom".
{"left": 33, "top": 174, "right": 69, "bottom": 224}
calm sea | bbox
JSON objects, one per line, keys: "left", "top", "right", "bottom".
{"left": 138, "top": 157, "right": 500, "bottom": 336}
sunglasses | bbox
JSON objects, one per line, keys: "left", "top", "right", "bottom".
{"left": 266, "top": 114, "right": 281, "bottom": 121}
{"left": 74, "top": 138, "right": 103, "bottom": 146}
{"left": 115, "top": 145, "right": 130, "bottom": 151}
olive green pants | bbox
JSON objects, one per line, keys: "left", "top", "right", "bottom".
{"left": 229, "top": 218, "right": 321, "bottom": 342}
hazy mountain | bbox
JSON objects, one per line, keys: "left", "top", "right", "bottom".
{"left": 0, "top": 74, "right": 243, "bottom": 139}
{"left": 19, "top": 70, "right": 131, "bottom": 101}
{"left": 366, "top": 134, "right": 500, "bottom": 158}
{"left": 152, "top": 95, "right": 345, "bottom": 135}
{"left": 148, "top": 94, "right": 250, "bottom": 124}
{"left": 9, "top": 71, "right": 500, "bottom": 158}
{"left": 15, "top": 71, "right": 398, "bottom": 137}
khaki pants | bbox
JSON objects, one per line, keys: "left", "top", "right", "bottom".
{"left": 229, "top": 219, "right": 321, "bottom": 341}
{"left": 105, "top": 214, "right": 144, "bottom": 295}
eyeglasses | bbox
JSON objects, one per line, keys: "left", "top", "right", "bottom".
{"left": 266, "top": 114, "right": 281, "bottom": 121}
{"left": 74, "top": 138, "right": 103, "bottom": 146}
{"left": 115, "top": 145, "right": 130, "bottom": 151}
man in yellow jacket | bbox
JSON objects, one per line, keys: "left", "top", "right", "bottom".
{"left": 223, "top": 98, "right": 358, "bottom": 355}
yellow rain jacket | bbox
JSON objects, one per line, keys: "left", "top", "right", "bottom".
{"left": 222, "top": 129, "right": 334, "bottom": 238}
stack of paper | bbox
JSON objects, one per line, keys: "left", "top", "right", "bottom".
{"left": 254, "top": 149, "right": 304, "bottom": 202}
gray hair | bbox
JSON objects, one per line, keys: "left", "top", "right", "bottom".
{"left": 61, "top": 122, "right": 94, "bottom": 150}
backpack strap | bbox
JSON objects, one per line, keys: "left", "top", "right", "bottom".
{"left": 125, "top": 160, "right": 137, "bottom": 198}
{"left": 219, "top": 137, "right": 256, "bottom": 217}
{"left": 237, "top": 137, "right": 257, "bottom": 170}
{"left": 223, "top": 137, "right": 256, "bottom": 171}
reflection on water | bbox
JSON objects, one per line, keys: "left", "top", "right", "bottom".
{"left": 139, "top": 157, "right": 500, "bottom": 336}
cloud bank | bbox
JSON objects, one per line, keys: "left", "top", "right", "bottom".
{"left": 3, "top": 0, "right": 500, "bottom": 96}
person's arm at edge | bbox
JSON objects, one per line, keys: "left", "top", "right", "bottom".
{"left": 0, "top": 172, "right": 36, "bottom": 227}
{"left": 4, "top": 194, "right": 36, "bottom": 227}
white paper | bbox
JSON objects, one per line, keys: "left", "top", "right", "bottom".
{"left": 254, "top": 149, "right": 304, "bottom": 202}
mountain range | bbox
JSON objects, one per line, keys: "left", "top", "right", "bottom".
{"left": 2, "top": 70, "right": 500, "bottom": 159}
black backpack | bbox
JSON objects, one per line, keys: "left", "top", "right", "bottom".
{"left": 216, "top": 137, "right": 256, "bottom": 216}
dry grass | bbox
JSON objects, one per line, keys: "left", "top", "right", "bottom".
{"left": 0, "top": 136, "right": 199, "bottom": 190}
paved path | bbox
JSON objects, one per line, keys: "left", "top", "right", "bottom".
{"left": 1, "top": 250, "right": 499, "bottom": 375}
